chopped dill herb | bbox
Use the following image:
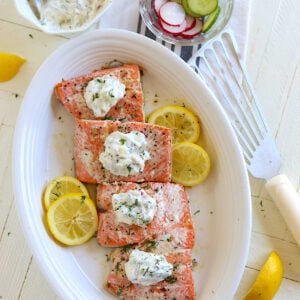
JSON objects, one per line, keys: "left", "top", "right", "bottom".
{"left": 119, "top": 138, "right": 126, "bottom": 145}
{"left": 121, "top": 245, "right": 131, "bottom": 254}
{"left": 92, "top": 93, "right": 99, "bottom": 101}
{"left": 117, "top": 286, "right": 124, "bottom": 296}
{"left": 193, "top": 209, "right": 200, "bottom": 215}
{"left": 192, "top": 258, "right": 198, "bottom": 269}
{"left": 115, "top": 261, "right": 121, "bottom": 271}
{"left": 80, "top": 195, "right": 86, "bottom": 204}
{"left": 109, "top": 90, "right": 115, "bottom": 98}
{"left": 165, "top": 276, "right": 177, "bottom": 283}
{"left": 145, "top": 240, "right": 157, "bottom": 252}
{"left": 51, "top": 192, "right": 60, "bottom": 199}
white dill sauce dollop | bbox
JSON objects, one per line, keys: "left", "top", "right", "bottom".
{"left": 112, "top": 189, "right": 157, "bottom": 227}
{"left": 84, "top": 75, "right": 125, "bottom": 117}
{"left": 99, "top": 131, "right": 151, "bottom": 177}
{"left": 125, "top": 249, "right": 173, "bottom": 286}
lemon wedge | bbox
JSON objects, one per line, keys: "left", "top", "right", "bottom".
{"left": 0, "top": 52, "right": 26, "bottom": 82}
{"left": 46, "top": 193, "right": 98, "bottom": 246}
{"left": 147, "top": 105, "right": 200, "bottom": 144}
{"left": 172, "top": 142, "right": 210, "bottom": 186}
{"left": 244, "top": 251, "right": 283, "bottom": 300}
{"left": 43, "top": 175, "right": 89, "bottom": 210}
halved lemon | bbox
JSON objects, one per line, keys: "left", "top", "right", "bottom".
{"left": 147, "top": 105, "right": 200, "bottom": 144}
{"left": 46, "top": 193, "right": 98, "bottom": 246}
{"left": 0, "top": 52, "right": 26, "bottom": 82}
{"left": 244, "top": 251, "right": 283, "bottom": 300}
{"left": 43, "top": 175, "right": 89, "bottom": 210}
{"left": 172, "top": 142, "right": 210, "bottom": 186}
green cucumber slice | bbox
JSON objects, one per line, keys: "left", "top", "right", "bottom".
{"left": 186, "top": 0, "right": 218, "bottom": 17}
{"left": 182, "top": 0, "right": 202, "bottom": 18}
{"left": 202, "top": 5, "right": 221, "bottom": 33}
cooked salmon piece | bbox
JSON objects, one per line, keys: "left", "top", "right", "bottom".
{"left": 74, "top": 120, "right": 172, "bottom": 183}
{"left": 97, "top": 182, "right": 194, "bottom": 248}
{"left": 105, "top": 239, "right": 195, "bottom": 300}
{"left": 55, "top": 64, "right": 145, "bottom": 122}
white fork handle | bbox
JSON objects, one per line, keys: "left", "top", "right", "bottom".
{"left": 266, "top": 174, "right": 300, "bottom": 246}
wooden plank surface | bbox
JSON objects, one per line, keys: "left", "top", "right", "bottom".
{"left": 235, "top": 0, "right": 300, "bottom": 299}
{"left": 1, "top": 0, "right": 300, "bottom": 299}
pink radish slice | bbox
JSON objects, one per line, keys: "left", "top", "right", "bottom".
{"left": 160, "top": 19, "right": 187, "bottom": 34}
{"left": 159, "top": 2, "right": 186, "bottom": 26}
{"left": 154, "top": 0, "right": 168, "bottom": 16}
{"left": 180, "top": 18, "right": 203, "bottom": 37}
{"left": 184, "top": 15, "right": 196, "bottom": 32}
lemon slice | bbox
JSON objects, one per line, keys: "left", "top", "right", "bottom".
{"left": 147, "top": 105, "right": 200, "bottom": 144}
{"left": 43, "top": 175, "right": 89, "bottom": 210}
{"left": 244, "top": 251, "right": 283, "bottom": 300}
{"left": 0, "top": 52, "right": 26, "bottom": 82}
{"left": 46, "top": 193, "right": 98, "bottom": 246}
{"left": 172, "top": 142, "right": 210, "bottom": 186}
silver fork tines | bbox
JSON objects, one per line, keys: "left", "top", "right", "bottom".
{"left": 189, "top": 30, "right": 281, "bottom": 180}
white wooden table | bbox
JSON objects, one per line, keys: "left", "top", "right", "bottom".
{"left": 1, "top": 0, "right": 300, "bottom": 299}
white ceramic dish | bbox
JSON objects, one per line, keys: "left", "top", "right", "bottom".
{"left": 14, "top": 0, "right": 112, "bottom": 34}
{"left": 13, "top": 29, "right": 251, "bottom": 299}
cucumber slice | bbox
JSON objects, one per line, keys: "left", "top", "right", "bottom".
{"left": 182, "top": 0, "right": 202, "bottom": 18}
{"left": 185, "top": 0, "right": 218, "bottom": 17}
{"left": 202, "top": 5, "right": 220, "bottom": 33}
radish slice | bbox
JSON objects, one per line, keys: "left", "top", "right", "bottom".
{"left": 160, "top": 19, "right": 187, "bottom": 34}
{"left": 180, "top": 18, "right": 203, "bottom": 37}
{"left": 154, "top": 0, "right": 168, "bottom": 16}
{"left": 159, "top": 2, "right": 186, "bottom": 27}
{"left": 184, "top": 15, "right": 196, "bottom": 32}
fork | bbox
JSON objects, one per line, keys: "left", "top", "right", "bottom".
{"left": 28, "top": 0, "right": 43, "bottom": 20}
{"left": 188, "top": 30, "right": 300, "bottom": 246}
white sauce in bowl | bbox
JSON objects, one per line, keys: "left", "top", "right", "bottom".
{"left": 40, "top": 0, "right": 107, "bottom": 30}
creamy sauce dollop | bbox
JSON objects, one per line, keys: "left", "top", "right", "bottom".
{"left": 99, "top": 131, "right": 150, "bottom": 176}
{"left": 125, "top": 250, "right": 173, "bottom": 286}
{"left": 40, "top": 0, "right": 107, "bottom": 30}
{"left": 112, "top": 189, "right": 157, "bottom": 227}
{"left": 84, "top": 75, "right": 125, "bottom": 117}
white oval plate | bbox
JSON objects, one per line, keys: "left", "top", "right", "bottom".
{"left": 13, "top": 29, "right": 251, "bottom": 300}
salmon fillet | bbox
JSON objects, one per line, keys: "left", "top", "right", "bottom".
{"left": 55, "top": 64, "right": 145, "bottom": 122}
{"left": 74, "top": 120, "right": 172, "bottom": 183}
{"left": 105, "top": 239, "right": 195, "bottom": 300}
{"left": 97, "top": 182, "right": 194, "bottom": 248}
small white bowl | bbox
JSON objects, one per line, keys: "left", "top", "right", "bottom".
{"left": 14, "top": 0, "right": 112, "bottom": 35}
